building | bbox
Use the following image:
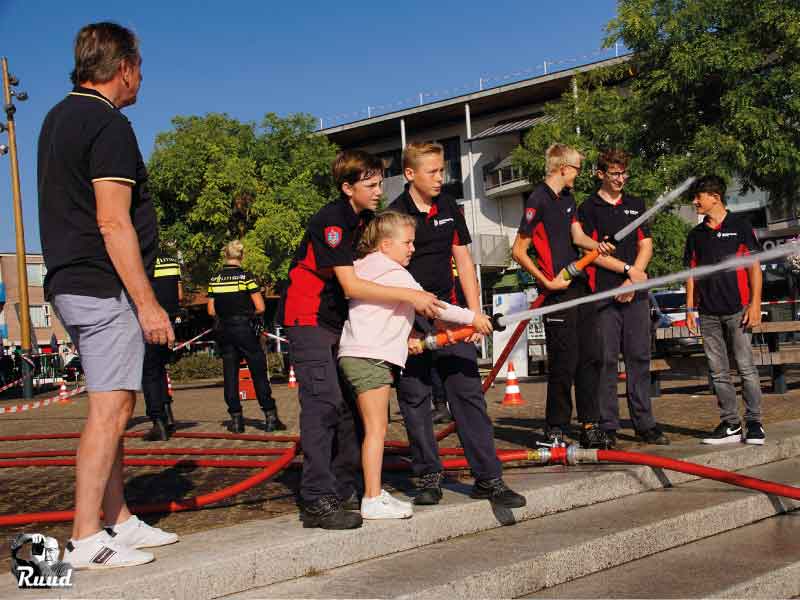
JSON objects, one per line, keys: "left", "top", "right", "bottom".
{"left": 0, "top": 253, "right": 69, "bottom": 351}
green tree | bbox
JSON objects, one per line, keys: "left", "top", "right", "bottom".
{"left": 148, "top": 113, "right": 338, "bottom": 291}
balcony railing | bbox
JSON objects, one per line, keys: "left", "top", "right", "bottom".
{"left": 484, "top": 164, "right": 526, "bottom": 191}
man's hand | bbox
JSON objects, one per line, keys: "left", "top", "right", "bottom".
{"left": 471, "top": 313, "right": 493, "bottom": 336}
{"left": 597, "top": 240, "right": 616, "bottom": 256}
{"left": 138, "top": 301, "right": 175, "bottom": 346}
{"left": 741, "top": 303, "right": 762, "bottom": 328}
{"left": 408, "top": 332, "right": 424, "bottom": 355}
{"left": 543, "top": 275, "right": 571, "bottom": 292}
{"left": 628, "top": 266, "right": 648, "bottom": 284}
{"left": 411, "top": 290, "right": 446, "bottom": 319}
{"left": 614, "top": 279, "right": 635, "bottom": 303}
{"left": 686, "top": 310, "right": 699, "bottom": 335}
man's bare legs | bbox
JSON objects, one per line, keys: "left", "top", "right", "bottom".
{"left": 72, "top": 390, "right": 135, "bottom": 540}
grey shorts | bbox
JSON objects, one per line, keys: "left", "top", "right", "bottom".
{"left": 53, "top": 291, "right": 145, "bottom": 392}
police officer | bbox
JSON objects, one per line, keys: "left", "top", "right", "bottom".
{"left": 142, "top": 251, "right": 182, "bottom": 441}
{"left": 280, "top": 150, "right": 440, "bottom": 530}
{"left": 208, "top": 240, "right": 285, "bottom": 433}
{"left": 388, "top": 142, "right": 526, "bottom": 508}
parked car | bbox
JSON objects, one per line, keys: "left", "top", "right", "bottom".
{"left": 650, "top": 288, "right": 704, "bottom": 356}
{"left": 63, "top": 356, "right": 83, "bottom": 382}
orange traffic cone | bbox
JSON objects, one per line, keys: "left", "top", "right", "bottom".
{"left": 59, "top": 381, "right": 68, "bottom": 400}
{"left": 288, "top": 365, "right": 298, "bottom": 389}
{"left": 166, "top": 372, "right": 174, "bottom": 398}
{"left": 502, "top": 361, "right": 525, "bottom": 406}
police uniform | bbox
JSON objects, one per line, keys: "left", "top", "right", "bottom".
{"left": 579, "top": 192, "right": 656, "bottom": 436}
{"left": 387, "top": 186, "right": 503, "bottom": 484}
{"left": 142, "top": 254, "right": 181, "bottom": 435}
{"left": 279, "top": 196, "right": 371, "bottom": 505}
{"left": 208, "top": 265, "right": 277, "bottom": 424}
{"left": 519, "top": 182, "right": 601, "bottom": 430}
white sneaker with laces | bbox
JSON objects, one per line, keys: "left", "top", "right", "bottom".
{"left": 361, "top": 489, "right": 413, "bottom": 520}
{"left": 64, "top": 529, "right": 154, "bottom": 570}
{"left": 106, "top": 515, "right": 179, "bottom": 549}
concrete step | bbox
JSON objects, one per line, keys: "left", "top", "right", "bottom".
{"left": 228, "top": 458, "right": 800, "bottom": 599}
{"left": 524, "top": 512, "right": 800, "bottom": 599}
{"left": 3, "top": 421, "right": 799, "bottom": 600}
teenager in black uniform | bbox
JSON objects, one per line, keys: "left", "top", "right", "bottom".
{"left": 208, "top": 240, "right": 285, "bottom": 433}
{"left": 511, "top": 143, "right": 613, "bottom": 449}
{"left": 280, "top": 150, "right": 441, "bottom": 530}
{"left": 388, "top": 142, "right": 525, "bottom": 508}
{"left": 142, "top": 252, "right": 182, "bottom": 441}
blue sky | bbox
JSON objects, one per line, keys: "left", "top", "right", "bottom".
{"left": 0, "top": 0, "right": 619, "bottom": 252}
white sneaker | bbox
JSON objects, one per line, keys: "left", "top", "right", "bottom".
{"left": 361, "top": 490, "right": 413, "bottom": 520}
{"left": 106, "top": 515, "right": 179, "bottom": 549}
{"left": 64, "top": 530, "right": 154, "bottom": 570}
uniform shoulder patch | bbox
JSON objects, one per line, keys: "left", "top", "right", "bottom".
{"left": 525, "top": 207, "right": 536, "bottom": 222}
{"left": 324, "top": 226, "right": 343, "bottom": 248}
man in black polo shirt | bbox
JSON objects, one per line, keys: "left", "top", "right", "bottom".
{"left": 579, "top": 149, "right": 668, "bottom": 447}
{"left": 684, "top": 175, "right": 765, "bottom": 445}
{"left": 388, "top": 142, "right": 525, "bottom": 508}
{"left": 142, "top": 251, "right": 183, "bottom": 441}
{"left": 38, "top": 22, "right": 176, "bottom": 569}
{"left": 281, "top": 150, "right": 441, "bottom": 530}
{"left": 511, "top": 143, "right": 612, "bottom": 449}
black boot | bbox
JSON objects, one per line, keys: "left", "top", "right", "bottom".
{"left": 431, "top": 400, "right": 452, "bottom": 424}
{"left": 143, "top": 418, "right": 169, "bottom": 442}
{"left": 228, "top": 413, "right": 245, "bottom": 434}
{"left": 164, "top": 402, "right": 176, "bottom": 433}
{"left": 264, "top": 408, "right": 287, "bottom": 432}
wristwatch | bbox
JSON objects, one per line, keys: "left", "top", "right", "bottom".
{"left": 623, "top": 264, "right": 632, "bottom": 275}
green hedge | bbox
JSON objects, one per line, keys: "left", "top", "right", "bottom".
{"left": 167, "top": 352, "right": 287, "bottom": 382}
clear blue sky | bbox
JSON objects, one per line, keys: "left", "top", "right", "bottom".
{"left": 0, "top": 0, "right": 619, "bottom": 252}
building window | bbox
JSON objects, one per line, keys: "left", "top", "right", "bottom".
{"left": 26, "top": 263, "right": 46, "bottom": 287}
{"left": 376, "top": 148, "right": 403, "bottom": 178}
{"left": 30, "top": 304, "right": 51, "bottom": 328}
{"left": 437, "top": 136, "right": 463, "bottom": 198}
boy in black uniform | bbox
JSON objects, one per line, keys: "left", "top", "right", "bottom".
{"left": 388, "top": 142, "right": 525, "bottom": 508}
{"left": 511, "top": 143, "right": 612, "bottom": 448}
{"left": 281, "top": 150, "right": 441, "bottom": 530}
{"left": 684, "top": 176, "right": 765, "bottom": 445}
{"left": 142, "top": 252, "right": 183, "bottom": 441}
{"left": 578, "top": 149, "right": 668, "bottom": 446}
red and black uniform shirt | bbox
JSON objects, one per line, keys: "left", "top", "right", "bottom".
{"left": 517, "top": 182, "right": 578, "bottom": 281}
{"left": 280, "top": 197, "right": 371, "bottom": 332}
{"left": 387, "top": 185, "right": 471, "bottom": 303}
{"left": 683, "top": 212, "right": 760, "bottom": 315}
{"left": 578, "top": 192, "right": 651, "bottom": 298}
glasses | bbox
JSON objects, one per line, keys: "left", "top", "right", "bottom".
{"left": 565, "top": 164, "right": 582, "bottom": 174}
{"left": 604, "top": 170, "right": 629, "bottom": 180}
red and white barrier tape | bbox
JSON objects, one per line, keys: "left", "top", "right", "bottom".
{"left": 171, "top": 328, "right": 213, "bottom": 352}
{"left": 0, "top": 385, "right": 85, "bottom": 415}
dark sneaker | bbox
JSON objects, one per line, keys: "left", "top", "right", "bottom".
{"left": 341, "top": 490, "right": 360, "bottom": 511}
{"left": 701, "top": 421, "right": 742, "bottom": 445}
{"left": 470, "top": 478, "right": 526, "bottom": 508}
{"left": 228, "top": 413, "right": 245, "bottom": 434}
{"left": 300, "top": 495, "right": 362, "bottom": 529}
{"left": 264, "top": 408, "right": 287, "bottom": 432}
{"left": 413, "top": 472, "right": 443, "bottom": 505}
{"left": 143, "top": 418, "right": 169, "bottom": 442}
{"left": 431, "top": 403, "right": 452, "bottom": 425}
{"left": 744, "top": 421, "right": 766, "bottom": 445}
{"left": 580, "top": 423, "right": 612, "bottom": 449}
{"left": 539, "top": 426, "right": 566, "bottom": 448}
{"left": 638, "top": 427, "right": 670, "bottom": 445}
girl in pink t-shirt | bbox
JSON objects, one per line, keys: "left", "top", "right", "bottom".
{"left": 339, "top": 211, "right": 492, "bottom": 520}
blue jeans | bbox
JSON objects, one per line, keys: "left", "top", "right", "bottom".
{"left": 699, "top": 310, "right": 762, "bottom": 424}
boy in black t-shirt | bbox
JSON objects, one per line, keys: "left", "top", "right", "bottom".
{"left": 684, "top": 176, "right": 765, "bottom": 445}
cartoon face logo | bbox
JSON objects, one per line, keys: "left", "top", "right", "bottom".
{"left": 525, "top": 208, "right": 536, "bottom": 222}
{"left": 324, "top": 226, "right": 343, "bottom": 248}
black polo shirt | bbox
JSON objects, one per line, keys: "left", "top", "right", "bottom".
{"left": 152, "top": 255, "right": 182, "bottom": 316}
{"left": 387, "top": 186, "right": 471, "bottom": 302}
{"left": 37, "top": 86, "right": 157, "bottom": 299}
{"left": 280, "top": 197, "right": 372, "bottom": 332}
{"left": 518, "top": 182, "right": 578, "bottom": 281}
{"left": 683, "top": 212, "right": 760, "bottom": 315}
{"left": 578, "top": 191, "right": 651, "bottom": 295}
{"left": 208, "top": 265, "right": 260, "bottom": 319}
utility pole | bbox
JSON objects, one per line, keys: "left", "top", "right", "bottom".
{"left": 1, "top": 57, "right": 33, "bottom": 400}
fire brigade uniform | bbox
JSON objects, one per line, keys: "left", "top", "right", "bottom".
{"left": 280, "top": 197, "right": 371, "bottom": 505}
{"left": 208, "top": 265, "right": 277, "bottom": 420}
{"left": 142, "top": 254, "right": 181, "bottom": 432}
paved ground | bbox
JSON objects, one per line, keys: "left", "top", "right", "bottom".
{"left": 2, "top": 367, "right": 800, "bottom": 574}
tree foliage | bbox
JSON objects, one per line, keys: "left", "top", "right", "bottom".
{"left": 148, "top": 113, "right": 338, "bottom": 291}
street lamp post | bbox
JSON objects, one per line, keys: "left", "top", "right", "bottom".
{"left": 1, "top": 56, "right": 33, "bottom": 400}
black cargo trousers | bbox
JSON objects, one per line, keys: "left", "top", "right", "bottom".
{"left": 286, "top": 325, "right": 360, "bottom": 504}
{"left": 542, "top": 278, "right": 602, "bottom": 427}
{"left": 218, "top": 316, "right": 275, "bottom": 416}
